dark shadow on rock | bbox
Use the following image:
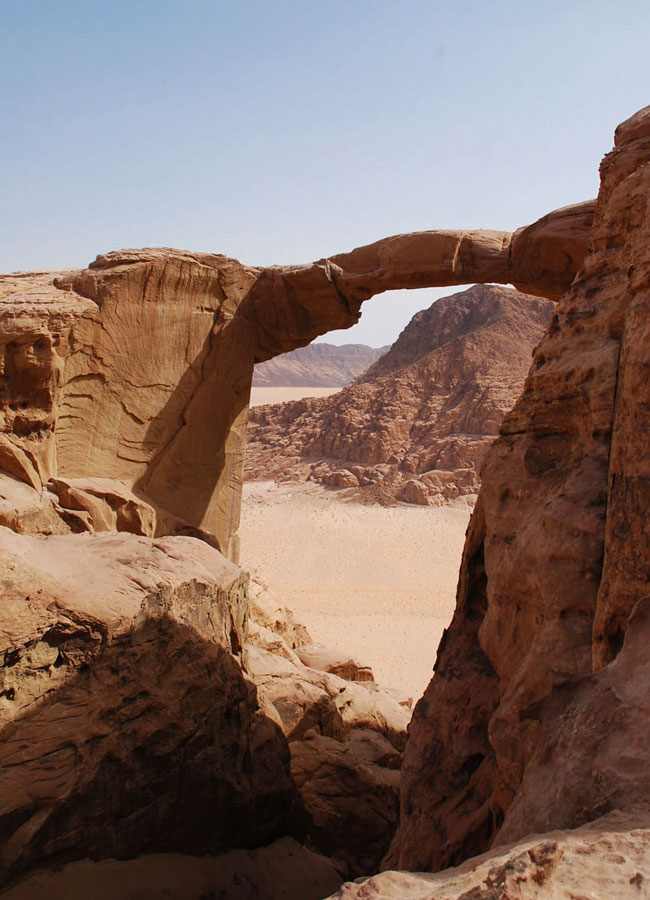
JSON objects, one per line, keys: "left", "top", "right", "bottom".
{"left": 134, "top": 312, "right": 257, "bottom": 554}
{"left": 0, "top": 614, "right": 304, "bottom": 892}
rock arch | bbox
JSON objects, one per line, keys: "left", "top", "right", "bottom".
{"left": 0, "top": 200, "right": 593, "bottom": 557}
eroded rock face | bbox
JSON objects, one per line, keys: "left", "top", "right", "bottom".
{"left": 1, "top": 837, "right": 343, "bottom": 900}
{"left": 0, "top": 530, "right": 293, "bottom": 885}
{"left": 0, "top": 203, "right": 591, "bottom": 560}
{"left": 328, "top": 811, "right": 650, "bottom": 899}
{"left": 245, "top": 286, "right": 553, "bottom": 505}
{"left": 391, "top": 105, "right": 650, "bottom": 872}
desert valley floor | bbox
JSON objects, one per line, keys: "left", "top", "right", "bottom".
{"left": 243, "top": 386, "right": 471, "bottom": 699}
{"left": 249, "top": 386, "right": 340, "bottom": 406}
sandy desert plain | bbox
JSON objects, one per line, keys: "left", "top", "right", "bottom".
{"left": 242, "top": 387, "right": 472, "bottom": 700}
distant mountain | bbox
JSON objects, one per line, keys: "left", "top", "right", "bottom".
{"left": 252, "top": 342, "right": 386, "bottom": 387}
{"left": 245, "top": 285, "right": 554, "bottom": 505}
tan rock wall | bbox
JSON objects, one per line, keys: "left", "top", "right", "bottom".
{"left": 391, "top": 106, "right": 650, "bottom": 871}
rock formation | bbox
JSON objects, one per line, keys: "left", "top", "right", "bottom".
{"left": 0, "top": 523, "right": 409, "bottom": 891}
{"left": 328, "top": 810, "right": 650, "bottom": 898}
{"left": 245, "top": 286, "right": 553, "bottom": 505}
{"left": 253, "top": 342, "right": 385, "bottom": 387}
{"left": 0, "top": 529, "right": 292, "bottom": 880}
{"left": 385, "top": 104, "right": 650, "bottom": 880}
{"left": 247, "top": 579, "right": 409, "bottom": 877}
{"left": 0, "top": 201, "right": 592, "bottom": 563}
{"left": 0, "top": 112, "right": 612, "bottom": 898}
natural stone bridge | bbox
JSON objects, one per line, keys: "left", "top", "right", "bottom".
{"left": 0, "top": 200, "right": 593, "bottom": 558}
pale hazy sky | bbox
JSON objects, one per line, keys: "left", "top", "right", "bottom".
{"left": 3, "top": 1, "right": 649, "bottom": 345}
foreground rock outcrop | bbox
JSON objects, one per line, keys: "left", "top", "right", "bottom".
{"left": 245, "top": 286, "right": 553, "bottom": 505}
{"left": 329, "top": 811, "right": 650, "bottom": 898}
{"left": 389, "top": 105, "right": 650, "bottom": 875}
{"left": 253, "top": 343, "right": 385, "bottom": 387}
{"left": 0, "top": 530, "right": 293, "bottom": 882}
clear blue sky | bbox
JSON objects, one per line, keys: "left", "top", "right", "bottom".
{"left": 2, "top": 1, "right": 649, "bottom": 344}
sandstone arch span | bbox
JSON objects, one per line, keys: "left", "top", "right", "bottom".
{"left": 0, "top": 199, "right": 593, "bottom": 557}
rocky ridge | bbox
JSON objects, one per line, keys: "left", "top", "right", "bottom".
{"left": 253, "top": 342, "right": 386, "bottom": 387}
{"left": 245, "top": 285, "right": 553, "bottom": 506}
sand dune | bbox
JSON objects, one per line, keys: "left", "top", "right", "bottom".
{"left": 240, "top": 481, "right": 470, "bottom": 701}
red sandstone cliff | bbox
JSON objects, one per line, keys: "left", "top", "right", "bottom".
{"left": 245, "top": 285, "right": 553, "bottom": 505}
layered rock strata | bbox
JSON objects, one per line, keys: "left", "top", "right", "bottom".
{"left": 390, "top": 105, "right": 650, "bottom": 873}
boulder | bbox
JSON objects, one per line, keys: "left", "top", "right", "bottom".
{"left": 325, "top": 470, "right": 360, "bottom": 489}
{"left": 297, "top": 643, "right": 374, "bottom": 683}
{"left": 399, "top": 480, "right": 429, "bottom": 506}
{"left": 328, "top": 811, "right": 650, "bottom": 899}
{"left": 1, "top": 837, "right": 343, "bottom": 900}
{"left": 0, "top": 529, "right": 293, "bottom": 885}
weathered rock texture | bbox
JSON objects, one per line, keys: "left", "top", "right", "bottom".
{"left": 0, "top": 530, "right": 294, "bottom": 883}
{"left": 0, "top": 202, "right": 592, "bottom": 560}
{"left": 245, "top": 286, "right": 553, "bottom": 505}
{"left": 247, "top": 579, "right": 409, "bottom": 878}
{"left": 0, "top": 524, "right": 409, "bottom": 891}
{"left": 390, "top": 105, "right": 650, "bottom": 874}
{"left": 0, "top": 127, "right": 601, "bottom": 897}
{"left": 329, "top": 811, "right": 650, "bottom": 899}
{"left": 253, "top": 342, "right": 385, "bottom": 387}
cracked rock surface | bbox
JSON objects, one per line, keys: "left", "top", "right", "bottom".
{"left": 389, "top": 104, "right": 650, "bottom": 877}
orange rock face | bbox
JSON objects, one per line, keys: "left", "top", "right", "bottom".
{"left": 390, "top": 105, "right": 650, "bottom": 872}
{"left": 245, "top": 286, "right": 553, "bottom": 505}
{"left": 0, "top": 204, "right": 591, "bottom": 560}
